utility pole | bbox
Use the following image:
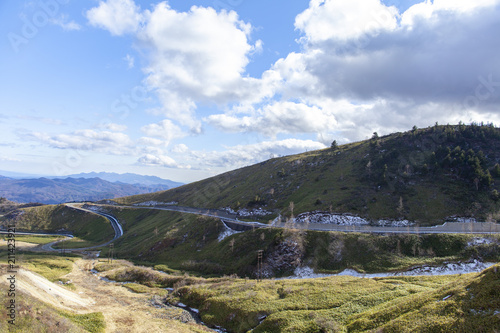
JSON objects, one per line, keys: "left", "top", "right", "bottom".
{"left": 257, "top": 250, "right": 263, "bottom": 282}
{"left": 108, "top": 243, "right": 114, "bottom": 263}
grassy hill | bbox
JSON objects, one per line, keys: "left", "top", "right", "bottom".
{"left": 78, "top": 206, "right": 499, "bottom": 278}
{"left": 0, "top": 204, "right": 114, "bottom": 247}
{"left": 116, "top": 124, "right": 500, "bottom": 225}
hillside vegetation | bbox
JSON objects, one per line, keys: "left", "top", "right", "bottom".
{"left": 94, "top": 260, "right": 500, "bottom": 333}
{"left": 174, "top": 264, "right": 500, "bottom": 333}
{"left": 117, "top": 124, "right": 500, "bottom": 225}
{"left": 0, "top": 205, "right": 114, "bottom": 247}
{"left": 92, "top": 207, "right": 500, "bottom": 278}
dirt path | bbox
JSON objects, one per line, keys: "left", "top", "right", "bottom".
{"left": 5, "top": 259, "right": 209, "bottom": 333}
{"left": 0, "top": 239, "right": 41, "bottom": 251}
{"left": 14, "top": 269, "right": 94, "bottom": 311}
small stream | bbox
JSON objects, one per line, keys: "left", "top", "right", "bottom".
{"left": 281, "top": 259, "right": 496, "bottom": 280}
{"left": 171, "top": 301, "right": 229, "bottom": 333}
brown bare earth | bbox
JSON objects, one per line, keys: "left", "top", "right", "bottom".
{"left": 2, "top": 259, "right": 209, "bottom": 333}
{"left": 0, "top": 240, "right": 40, "bottom": 251}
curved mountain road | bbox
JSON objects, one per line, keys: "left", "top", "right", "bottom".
{"left": 99, "top": 203, "right": 500, "bottom": 235}
{"left": 35, "top": 204, "right": 124, "bottom": 252}
{"left": 6, "top": 203, "right": 500, "bottom": 254}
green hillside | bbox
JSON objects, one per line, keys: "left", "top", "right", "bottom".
{"left": 174, "top": 263, "right": 500, "bottom": 333}
{"left": 91, "top": 207, "right": 500, "bottom": 278}
{"left": 94, "top": 259, "right": 500, "bottom": 333}
{"left": 0, "top": 204, "right": 114, "bottom": 247}
{"left": 116, "top": 124, "right": 500, "bottom": 225}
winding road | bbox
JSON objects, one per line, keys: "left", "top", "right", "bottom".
{"left": 35, "top": 204, "right": 124, "bottom": 252}
{"left": 4, "top": 202, "right": 500, "bottom": 253}
{"left": 100, "top": 203, "right": 500, "bottom": 235}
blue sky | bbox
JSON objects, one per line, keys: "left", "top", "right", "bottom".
{"left": 1, "top": 0, "right": 500, "bottom": 183}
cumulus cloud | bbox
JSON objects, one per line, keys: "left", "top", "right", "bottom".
{"left": 171, "top": 143, "right": 189, "bottom": 154}
{"left": 295, "top": 0, "right": 398, "bottom": 42}
{"left": 292, "top": 0, "right": 500, "bottom": 105}
{"left": 86, "top": 0, "right": 500, "bottom": 159}
{"left": 254, "top": 0, "right": 500, "bottom": 140}
{"left": 87, "top": 1, "right": 264, "bottom": 133}
{"left": 207, "top": 101, "right": 337, "bottom": 137}
{"left": 190, "top": 139, "right": 326, "bottom": 168}
{"left": 137, "top": 153, "right": 189, "bottom": 168}
{"left": 140, "top": 119, "right": 187, "bottom": 144}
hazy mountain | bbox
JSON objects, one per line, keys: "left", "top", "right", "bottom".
{"left": 0, "top": 170, "right": 48, "bottom": 179}
{"left": 64, "top": 172, "right": 184, "bottom": 187}
{"left": 0, "top": 176, "right": 175, "bottom": 204}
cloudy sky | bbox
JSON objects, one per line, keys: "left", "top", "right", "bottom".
{"left": 1, "top": 0, "right": 500, "bottom": 182}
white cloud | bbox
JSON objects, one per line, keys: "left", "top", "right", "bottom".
{"left": 123, "top": 54, "right": 134, "bottom": 69}
{"left": 254, "top": 0, "right": 500, "bottom": 141}
{"left": 140, "top": 119, "right": 187, "bottom": 144}
{"left": 171, "top": 143, "right": 189, "bottom": 154}
{"left": 295, "top": 0, "right": 399, "bottom": 42}
{"left": 30, "top": 130, "right": 133, "bottom": 154}
{"left": 100, "top": 122, "right": 128, "bottom": 132}
{"left": 137, "top": 137, "right": 165, "bottom": 147}
{"left": 50, "top": 15, "right": 82, "bottom": 31}
{"left": 402, "top": 0, "right": 499, "bottom": 27}
{"left": 139, "top": 3, "right": 260, "bottom": 128}
{"left": 86, "top": 0, "right": 500, "bottom": 155}
{"left": 137, "top": 153, "right": 191, "bottom": 169}
{"left": 207, "top": 101, "right": 337, "bottom": 137}
{"left": 190, "top": 139, "right": 326, "bottom": 168}
{"left": 87, "top": 0, "right": 266, "bottom": 133}
{"left": 86, "top": 0, "right": 144, "bottom": 36}
{"left": 138, "top": 153, "right": 176, "bottom": 167}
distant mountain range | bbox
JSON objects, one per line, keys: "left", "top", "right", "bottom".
{"left": 0, "top": 172, "right": 183, "bottom": 204}
{"left": 63, "top": 172, "right": 184, "bottom": 187}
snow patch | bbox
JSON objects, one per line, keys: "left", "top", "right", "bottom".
{"left": 295, "top": 211, "right": 369, "bottom": 226}
{"left": 467, "top": 237, "right": 494, "bottom": 247}
{"left": 221, "top": 207, "right": 237, "bottom": 215}
{"left": 220, "top": 206, "right": 273, "bottom": 217}
{"left": 446, "top": 217, "right": 478, "bottom": 223}
{"left": 237, "top": 208, "right": 272, "bottom": 217}
{"left": 283, "top": 260, "right": 495, "bottom": 279}
{"left": 218, "top": 221, "right": 243, "bottom": 242}
{"left": 375, "top": 219, "right": 415, "bottom": 227}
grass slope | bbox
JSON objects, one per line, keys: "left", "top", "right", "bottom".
{"left": 93, "top": 260, "right": 500, "bottom": 333}
{"left": 0, "top": 204, "right": 114, "bottom": 247}
{"left": 116, "top": 124, "right": 500, "bottom": 225}
{"left": 0, "top": 256, "right": 105, "bottom": 333}
{"left": 101, "top": 207, "right": 500, "bottom": 278}
{"left": 174, "top": 264, "right": 500, "bottom": 333}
